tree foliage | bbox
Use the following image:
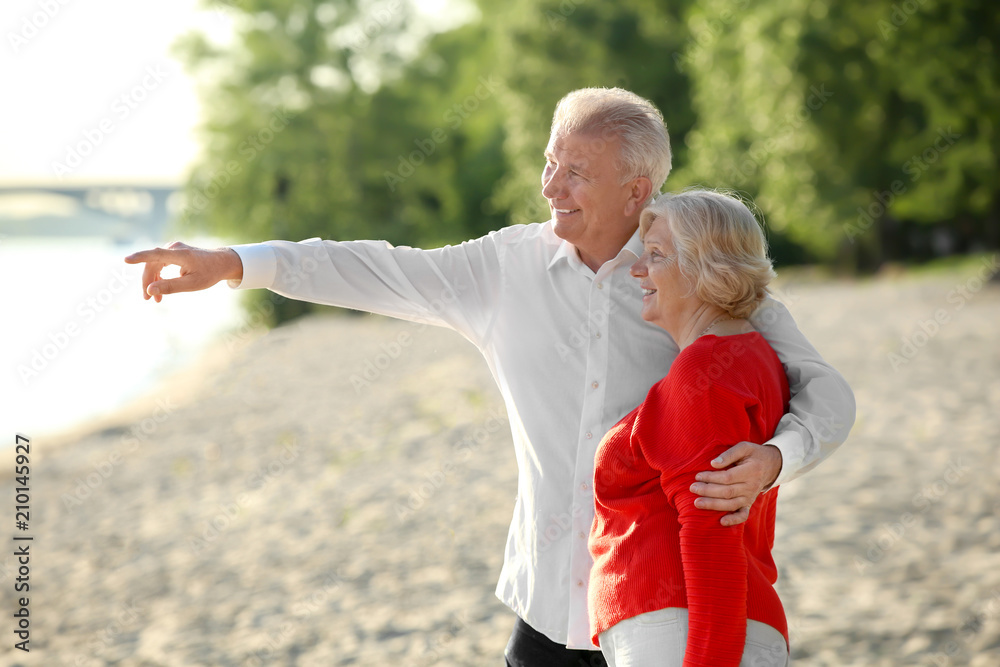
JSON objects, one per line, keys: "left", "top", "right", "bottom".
{"left": 174, "top": 0, "right": 999, "bottom": 322}
{"left": 674, "top": 0, "right": 999, "bottom": 268}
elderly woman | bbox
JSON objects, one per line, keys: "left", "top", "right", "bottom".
{"left": 588, "top": 189, "right": 790, "bottom": 667}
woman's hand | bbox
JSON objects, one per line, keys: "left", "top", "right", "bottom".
{"left": 688, "top": 442, "right": 782, "bottom": 526}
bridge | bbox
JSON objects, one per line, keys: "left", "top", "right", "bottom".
{"left": 0, "top": 183, "right": 182, "bottom": 241}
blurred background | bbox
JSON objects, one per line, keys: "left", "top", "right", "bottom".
{"left": 2, "top": 0, "right": 997, "bottom": 432}
{"left": 1, "top": 0, "right": 999, "bottom": 665}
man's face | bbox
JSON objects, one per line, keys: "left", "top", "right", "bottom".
{"left": 541, "top": 130, "right": 637, "bottom": 264}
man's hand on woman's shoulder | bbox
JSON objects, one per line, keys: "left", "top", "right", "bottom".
{"left": 689, "top": 441, "right": 783, "bottom": 527}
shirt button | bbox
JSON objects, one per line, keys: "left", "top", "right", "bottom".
{"left": 586, "top": 432, "right": 592, "bottom": 439}
{"left": 595, "top": 332, "right": 601, "bottom": 339}
{"left": 580, "top": 482, "right": 589, "bottom": 491}
{"left": 596, "top": 282, "right": 604, "bottom": 290}
{"left": 592, "top": 381, "right": 599, "bottom": 389}
{"left": 578, "top": 531, "right": 586, "bottom": 539}
{"left": 577, "top": 579, "right": 585, "bottom": 587}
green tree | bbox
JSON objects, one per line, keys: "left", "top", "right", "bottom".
{"left": 482, "top": 0, "right": 697, "bottom": 225}
{"left": 673, "top": 0, "right": 999, "bottom": 269}
{"left": 174, "top": 0, "right": 508, "bottom": 322}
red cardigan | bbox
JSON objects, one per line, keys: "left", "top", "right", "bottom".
{"left": 588, "top": 332, "right": 790, "bottom": 667}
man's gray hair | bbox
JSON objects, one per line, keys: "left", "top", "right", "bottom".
{"left": 550, "top": 87, "right": 672, "bottom": 198}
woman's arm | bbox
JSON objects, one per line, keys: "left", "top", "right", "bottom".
{"left": 636, "top": 353, "right": 756, "bottom": 667}
{"left": 672, "top": 484, "right": 749, "bottom": 667}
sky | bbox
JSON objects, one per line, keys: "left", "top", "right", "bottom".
{"left": 0, "top": 0, "right": 233, "bottom": 186}
{"left": 0, "top": 0, "right": 477, "bottom": 438}
{"left": 0, "top": 0, "right": 474, "bottom": 188}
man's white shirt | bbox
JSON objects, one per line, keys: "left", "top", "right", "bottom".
{"left": 229, "top": 221, "right": 855, "bottom": 649}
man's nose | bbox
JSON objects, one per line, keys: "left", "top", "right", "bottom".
{"left": 541, "top": 169, "right": 564, "bottom": 200}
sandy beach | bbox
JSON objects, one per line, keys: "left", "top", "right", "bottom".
{"left": 2, "top": 257, "right": 999, "bottom": 666}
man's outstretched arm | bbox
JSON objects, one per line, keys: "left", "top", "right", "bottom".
{"left": 125, "top": 233, "right": 505, "bottom": 345}
{"left": 124, "top": 241, "right": 243, "bottom": 303}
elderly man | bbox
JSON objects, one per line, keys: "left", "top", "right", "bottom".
{"left": 126, "top": 88, "right": 854, "bottom": 667}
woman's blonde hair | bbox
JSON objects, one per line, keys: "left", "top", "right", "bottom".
{"left": 639, "top": 189, "right": 775, "bottom": 319}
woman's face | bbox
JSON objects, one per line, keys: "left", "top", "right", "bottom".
{"left": 630, "top": 216, "right": 691, "bottom": 329}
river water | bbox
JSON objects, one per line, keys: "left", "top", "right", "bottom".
{"left": 1, "top": 235, "right": 242, "bottom": 440}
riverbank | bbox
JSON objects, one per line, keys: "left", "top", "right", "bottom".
{"left": 2, "top": 258, "right": 998, "bottom": 666}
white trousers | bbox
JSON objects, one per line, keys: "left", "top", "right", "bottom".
{"left": 598, "top": 607, "right": 789, "bottom": 667}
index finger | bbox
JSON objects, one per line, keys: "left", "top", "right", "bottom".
{"left": 124, "top": 248, "right": 176, "bottom": 264}
{"left": 694, "top": 468, "right": 740, "bottom": 485}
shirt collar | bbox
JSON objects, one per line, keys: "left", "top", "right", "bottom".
{"left": 621, "top": 227, "right": 643, "bottom": 263}
{"left": 547, "top": 237, "right": 578, "bottom": 271}
{"left": 547, "top": 226, "right": 644, "bottom": 274}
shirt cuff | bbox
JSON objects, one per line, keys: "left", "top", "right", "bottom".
{"left": 765, "top": 429, "right": 805, "bottom": 488}
{"left": 227, "top": 243, "right": 277, "bottom": 290}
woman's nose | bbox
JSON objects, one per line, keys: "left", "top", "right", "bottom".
{"left": 630, "top": 256, "right": 647, "bottom": 278}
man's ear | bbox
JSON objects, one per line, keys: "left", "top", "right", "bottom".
{"left": 624, "top": 177, "right": 653, "bottom": 216}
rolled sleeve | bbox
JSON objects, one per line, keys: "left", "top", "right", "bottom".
{"left": 227, "top": 242, "right": 279, "bottom": 290}
{"left": 765, "top": 428, "right": 806, "bottom": 488}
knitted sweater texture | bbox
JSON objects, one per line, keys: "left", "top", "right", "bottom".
{"left": 588, "top": 332, "right": 790, "bottom": 667}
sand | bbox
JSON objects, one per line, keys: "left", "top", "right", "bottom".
{"left": 1, "top": 257, "right": 998, "bottom": 666}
